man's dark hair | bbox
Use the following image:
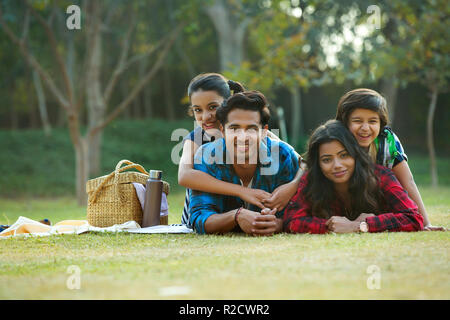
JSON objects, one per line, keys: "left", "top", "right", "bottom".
{"left": 216, "top": 91, "right": 271, "bottom": 126}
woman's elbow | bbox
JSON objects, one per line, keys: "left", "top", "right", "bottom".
{"left": 178, "top": 172, "right": 188, "bottom": 187}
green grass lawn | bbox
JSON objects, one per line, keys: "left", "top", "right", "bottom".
{"left": 0, "top": 186, "right": 449, "bottom": 300}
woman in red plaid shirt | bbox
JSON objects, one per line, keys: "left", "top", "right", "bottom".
{"left": 283, "top": 120, "right": 424, "bottom": 234}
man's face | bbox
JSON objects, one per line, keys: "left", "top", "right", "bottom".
{"left": 221, "top": 108, "right": 267, "bottom": 165}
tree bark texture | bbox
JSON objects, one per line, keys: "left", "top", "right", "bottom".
{"left": 32, "top": 70, "right": 51, "bottom": 136}
{"left": 380, "top": 77, "right": 398, "bottom": 127}
{"left": 427, "top": 87, "right": 439, "bottom": 187}
{"left": 290, "top": 87, "right": 303, "bottom": 149}
{"left": 86, "top": 1, "right": 105, "bottom": 177}
{"left": 205, "top": 0, "right": 249, "bottom": 71}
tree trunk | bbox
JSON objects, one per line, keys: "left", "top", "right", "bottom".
{"left": 380, "top": 77, "right": 398, "bottom": 126}
{"left": 205, "top": 0, "right": 249, "bottom": 71}
{"left": 75, "top": 136, "right": 89, "bottom": 206}
{"left": 65, "top": 109, "right": 89, "bottom": 205}
{"left": 86, "top": 1, "right": 105, "bottom": 177}
{"left": 166, "top": 0, "right": 196, "bottom": 78}
{"left": 276, "top": 107, "right": 288, "bottom": 142}
{"left": 32, "top": 70, "right": 51, "bottom": 135}
{"left": 290, "top": 87, "right": 303, "bottom": 149}
{"left": 427, "top": 87, "right": 439, "bottom": 187}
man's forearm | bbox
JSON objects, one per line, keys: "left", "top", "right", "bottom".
{"left": 204, "top": 209, "right": 239, "bottom": 234}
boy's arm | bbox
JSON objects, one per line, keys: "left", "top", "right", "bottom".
{"left": 392, "top": 160, "right": 444, "bottom": 230}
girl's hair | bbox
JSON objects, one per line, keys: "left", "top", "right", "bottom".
{"left": 215, "top": 91, "right": 271, "bottom": 127}
{"left": 186, "top": 73, "right": 245, "bottom": 116}
{"left": 304, "top": 119, "right": 383, "bottom": 220}
{"left": 187, "top": 73, "right": 244, "bottom": 100}
{"left": 335, "top": 88, "right": 389, "bottom": 161}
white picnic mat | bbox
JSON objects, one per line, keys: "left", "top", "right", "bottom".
{"left": 0, "top": 216, "right": 193, "bottom": 239}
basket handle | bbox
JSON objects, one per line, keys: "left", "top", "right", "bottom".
{"left": 114, "top": 159, "right": 148, "bottom": 176}
{"left": 89, "top": 160, "right": 148, "bottom": 204}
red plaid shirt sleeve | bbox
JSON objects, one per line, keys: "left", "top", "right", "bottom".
{"left": 366, "top": 166, "right": 424, "bottom": 232}
{"left": 283, "top": 174, "right": 329, "bottom": 234}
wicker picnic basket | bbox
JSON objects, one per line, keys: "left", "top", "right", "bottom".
{"left": 86, "top": 160, "right": 170, "bottom": 227}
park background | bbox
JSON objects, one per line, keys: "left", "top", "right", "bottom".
{"left": 0, "top": 0, "right": 449, "bottom": 300}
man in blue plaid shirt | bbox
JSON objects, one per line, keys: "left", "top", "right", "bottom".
{"left": 189, "top": 91, "right": 300, "bottom": 235}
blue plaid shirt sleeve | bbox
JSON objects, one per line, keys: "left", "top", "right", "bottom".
{"left": 188, "top": 144, "right": 225, "bottom": 234}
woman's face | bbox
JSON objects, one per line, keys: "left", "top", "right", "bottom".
{"left": 190, "top": 90, "right": 224, "bottom": 136}
{"left": 347, "top": 108, "right": 381, "bottom": 149}
{"left": 319, "top": 140, "right": 355, "bottom": 187}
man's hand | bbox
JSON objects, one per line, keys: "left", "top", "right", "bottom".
{"left": 354, "top": 213, "right": 376, "bottom": 222}
{"left": 236, "top": 208, "right": 281, "bottom": 236}
{"left": 261, "top": 208, "right": 277, "bottom": 215}
{"left": 252, "top": 207, "right": 281, "bottom": 236}
{"left": 326, "top": 216, "right": 360, "bottom": 233}
{"left": 239, "top": 188, "right": 272, "bottom": 210}
{"left": 252, "top": 213, "right": 283, "bottom": 236}
{"left": 236, "top": 209, "right": 263, "bottom": 234}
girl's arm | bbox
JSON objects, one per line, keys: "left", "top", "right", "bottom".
{"left": 263, "top": 130, "right": 306, "bottom": 211}
{"left": 392, "top": 160, "right": 445, "bottom": 230}
{"left": 178, "top": 139, "right": 271, "bottom": 209}
{"left": 263, "top": 165, "right": 304, "bottom": 211}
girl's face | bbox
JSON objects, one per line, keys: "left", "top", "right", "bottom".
{"left": 347, "top": 108, "right": 381, "bottom": 149}
{"left": 319, "top": 140, "right": 355, "bottom": 187}
{"left": 190, "top": 90, "right": 224, "bottom": 135}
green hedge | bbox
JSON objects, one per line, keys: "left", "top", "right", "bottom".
{"left": 0, "top": 118, "right": 194, "bottom": 197}
{"left": 1, "top": 118, "right": 449, "bottom": 198}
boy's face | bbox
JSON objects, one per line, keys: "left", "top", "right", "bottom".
{"left": 221, "top": 108, "right": 268, "bottom": 165}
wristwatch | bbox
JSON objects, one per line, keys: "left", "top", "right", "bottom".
{"left": 359, "top": 221, "right": 369, "bottom": 233}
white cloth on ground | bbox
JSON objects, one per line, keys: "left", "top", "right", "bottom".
{"left": 0, "top": 216, "right": 193, "bottom": 239}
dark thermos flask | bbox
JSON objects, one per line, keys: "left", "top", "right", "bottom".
{"left": 142, "top": 170, "right": 163, "bottom": 227}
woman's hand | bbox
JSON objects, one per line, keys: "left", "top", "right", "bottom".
{"left": 239, "top": 188, "right": 272, "bottom": 210}
{"left": 261, "top": 208, "right": 277, "bottom": 215}
{"left": 262, "top": 182, "right": 298, "bottom": 212}
{"left": 354, "top": 213, "right": 376, "bottom": 222}
{"left": 326, "top": 216, "right": 360, "bottom": 233}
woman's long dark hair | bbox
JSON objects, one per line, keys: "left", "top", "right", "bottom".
{"left": 304, "top": 120, "right": 383, "bottom": 220}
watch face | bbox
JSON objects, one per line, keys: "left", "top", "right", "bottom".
{"left": 360, "top": 222, "right": 369, "bottom": 233}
